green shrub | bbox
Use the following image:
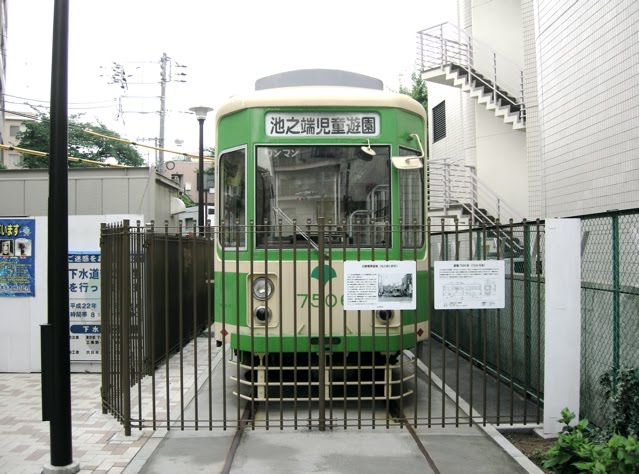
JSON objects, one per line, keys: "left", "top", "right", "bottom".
{"left": 543, "top": 409, "right": 639, "bottom": 473}
{"left": 600, "top": 367, "right": 639, "bottom": 438}
{"left": 543, "top": 409, "right": 595, "bottom": 473}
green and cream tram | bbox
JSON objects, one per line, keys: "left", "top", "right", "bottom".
{"left": 213, "top": 70, "right": 428, "bottom": 401}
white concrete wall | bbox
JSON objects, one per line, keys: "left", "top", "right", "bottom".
{"left": 0, "top": 217, "right": 47, "bottom": 373}
{"left": 0, "top": 214, "right": 142, "bottom": 373}
{"left": 536, "top": 0, "right": 639, "bottom": 216}
{"left": 475, "top": 104, "right": 528, "bottom": 218}
{"left": 471, "top": 0, "right": 524, "bottom": 97}
{"left": 428, "top": 83, "right": 477, "bottom": 167}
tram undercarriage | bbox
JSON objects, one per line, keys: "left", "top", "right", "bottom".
{"left": 230, "top": 350, "right": 415, "bottom": 402}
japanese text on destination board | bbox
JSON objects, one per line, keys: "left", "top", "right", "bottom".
{"left": 266, "top": 112, "right": 380, "bottom": 137}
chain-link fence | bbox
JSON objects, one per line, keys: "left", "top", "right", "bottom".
{"left": 429, "top": 210, "right": 639, "bottom": 428}
{"left": 580, "top": 209, "right": 639, "bottom": 427}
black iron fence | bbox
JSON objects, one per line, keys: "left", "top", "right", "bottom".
{"left": 100, "top": 221, "right": 214, "bottom": 434}
{"left": 428, "top": 218, "right": 545, "bottom": 426}
{"left": 100, "top": 219, "right": 545, "bottom": 434}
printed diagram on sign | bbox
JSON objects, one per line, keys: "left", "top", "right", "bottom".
{"left": 434, "top": 260, "right": 505, "bottom": 310}
{"left": 443, "top": 279, "right": 497, "bottom": 304}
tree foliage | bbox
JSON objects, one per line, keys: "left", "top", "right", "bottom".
{"left": 16, "top": 114, "right": 144, "bottom": 168}
{"left": 399, "top": 72, "right": 428, "bottom": 111}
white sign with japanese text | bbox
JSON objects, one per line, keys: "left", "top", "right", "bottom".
{"left": 68, "top": 252, "right": 101, "bottom": 361}
{"left": 343, "top": 261, "right": 416, "bottom": 311}
{"left": 434, "top": 260, "right": 505, "bottom": 310}
{"left": 266, "top": 112, "right": 380, "bottom": 137}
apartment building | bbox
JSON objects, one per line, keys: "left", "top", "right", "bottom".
{"left": 419, "top": 0, "right": 639, "bottom": 220}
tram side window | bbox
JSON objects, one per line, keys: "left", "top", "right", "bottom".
{"left": 220, "top": 149, "right": 246, "bottom": 247}
{"left": 399, "top": 147, "right": 425, "bottom": 248}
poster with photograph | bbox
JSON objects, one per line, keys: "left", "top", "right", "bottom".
{"left": 343, "top": 261, "right": 416, "bottom": 311}
{"left": 0, "top": 219, "right": 35, "bottom": 297}
{"left": 68, "top": 252, "right": 101, "bottom": 362}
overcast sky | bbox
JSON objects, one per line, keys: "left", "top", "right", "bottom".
{"left": 5, "top": 0, "right": 457, "bottom": 163}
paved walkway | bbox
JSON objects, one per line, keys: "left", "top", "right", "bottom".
{"left": 0, "top": 342, "right": 543, "bottom": 474}
{"left": 0, "top": 373, "right": 150, "bottom": 473}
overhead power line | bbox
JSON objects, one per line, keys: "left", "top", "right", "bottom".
{"left": 82, "top": 129, "right": 215, "bottom": 164}
{"left": 0, "top": 144, "right": 130, "bottom": 168}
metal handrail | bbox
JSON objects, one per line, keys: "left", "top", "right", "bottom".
{"left": 272, "top": 207, "right": 322, "bottom": 253}
{"left": 428, "top": 159, "right": 524, "bottom": 223}
{"left": 417, "top": 22, "right": 525, "bottom": 121}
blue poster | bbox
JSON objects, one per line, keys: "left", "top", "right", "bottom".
{"left": 0, "top": 219, "right": 36, "bottom": 297}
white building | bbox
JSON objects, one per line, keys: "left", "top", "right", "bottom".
{"left": 420, "top": 0, "right": 639, "bottom": 222}
{"left": 2, "top": 111, "right": 37, "bottom": 169}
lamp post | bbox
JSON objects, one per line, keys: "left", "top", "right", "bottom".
{"left": 189, "top": 106, "right": 213, "bottom": 235}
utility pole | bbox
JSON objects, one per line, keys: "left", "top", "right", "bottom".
{"left": 102, "top": 54, "right": 186, "bottom": 173}
{"left": 42, "top": 0, "right": 79, "bottom": 472}
{"left": 158, "top": 53, "right": 167, "bottom": 172}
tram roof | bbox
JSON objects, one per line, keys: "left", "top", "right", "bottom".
{"left": 215, "top": 86, "right": 427, "bottom": 123}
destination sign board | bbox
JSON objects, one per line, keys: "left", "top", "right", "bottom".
{"left": 266, "top": 112, "right": 380, "bottom": 137}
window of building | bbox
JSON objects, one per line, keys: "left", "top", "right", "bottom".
{"left": 9, "top": 125, "right": 20, "bottom": 137}
{"left": 432, "top": 101, "right": 446, "bottom": 143}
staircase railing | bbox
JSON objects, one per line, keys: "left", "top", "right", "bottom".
{"left": 417, "top": 22, "right": 525, "bottom": 122}
{"left": 428, "top": 158, "right": 524, "bottom": 226}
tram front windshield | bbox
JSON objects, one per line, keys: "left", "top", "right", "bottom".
{"left": 255, "top": 145, "right": 390, "bottom": 247}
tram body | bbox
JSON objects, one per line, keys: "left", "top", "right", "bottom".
{"left": 213, "top": 71, "right": 429, "bottom": 400}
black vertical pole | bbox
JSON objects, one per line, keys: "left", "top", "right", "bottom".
{"left": 197, "top": 118, "right": 204, "bottom": 236}
{"left": 45, "top": 0, "right": 75, "bottom": 470}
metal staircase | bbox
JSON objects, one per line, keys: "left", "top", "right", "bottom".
{"left": 416, "top": 23, "right": 526, "bottom": 130}
{"left": 428, "top": 158, "right": 524, "bottom": 230}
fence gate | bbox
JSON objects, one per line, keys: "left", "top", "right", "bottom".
{"left": 100, "top": 218, "right": 544, "bottom": 434}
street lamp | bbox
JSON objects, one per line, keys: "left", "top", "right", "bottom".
{"left": 189, "top": 106, "right": 213, "bottom": 235}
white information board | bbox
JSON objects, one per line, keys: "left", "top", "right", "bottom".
{"left": 343, "top": 261, "right": 416, "bottom": 311}
{"left": 68, "top": 251, "right": 101, "bottom": 361}
{"left": 434, "top": 260, "right": 505, "bottom": 310}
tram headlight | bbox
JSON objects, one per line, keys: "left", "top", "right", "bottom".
{"left": 252, "top": 277, "right": 274, "bottom": 300}
{"left": 376, "top": 310, "right": 394, "bottom": 324}
{"left": 253, "top": 306, "right": 272, "bottom": 324}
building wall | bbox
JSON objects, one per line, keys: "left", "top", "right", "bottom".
{"left": 2, "top": 112, "right": 36, "bottom": 169}
{"left": 162, "top": 159, "right": 214, "bottom": 205}
{"left": 475, "top": 104, "right": 528, "bottom": 217}
{"left": 535, "top": 0, "right": 639, "bottom": 216}
{"left": 0, "top": 167, "right": 180, "bottom": 224}
{"left": 428, "top": 0, "right": 527, "bottom": 220}
{"left": 472, "top": 0, "right": 524, "bottom": 68}
{"left": 522, "top": 0, "right": 544, "bottom": 217}
{"left": 0, "top": 214, "right": 144, "bottom": 373}
{"left": 429, "top": 83, "right": 473, "bottom": 166}
{"left": 0, "top": 166, "right": 179, "bottom": 373}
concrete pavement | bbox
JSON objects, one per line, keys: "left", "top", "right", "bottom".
{"left": 0, "top": 346, "right": 543, "bottom": 474}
